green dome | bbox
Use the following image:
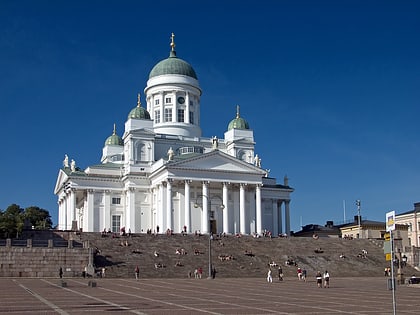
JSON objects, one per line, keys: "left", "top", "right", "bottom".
{"left": 228, "top": 106, "right": 250, "bottom": 130}
{"left": 105, "top": 125, "right": 123, "bottom": 146}
{"left": 149, "top": 51, "right": 197, "bottom": 79}
{"left": 128, "top": 94, "right": 151, "bottom": 120}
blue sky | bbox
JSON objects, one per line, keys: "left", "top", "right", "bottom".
{"left": 1, "top": 0, "right": 419, "bottom": 232}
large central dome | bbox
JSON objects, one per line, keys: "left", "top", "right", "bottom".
{"left": 149, "top": 33, "right": 197, "bottom": 79}
{"left": 149, "top": 50, "right": 197, "bottom": 79}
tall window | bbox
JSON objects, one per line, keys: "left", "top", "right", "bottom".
{"left": 189, "top": 111, "right": 194, "bottom": 124}
{"left": 164, "top": 108, "right": 172, "bottom": 122}
{"left": 165, "top": 97, "right": 172, "bottom": 104}
{"left": 177, "top": 109, "right": 185, "bottom": 122}
{"left": 112, "top": 215, "right": 121, "bottom": 233}
{"left": 155, "top": 99, "right": 160, "bottom": 105}
{"left": 154, "top": 110, "right": 160, "bottom": 123}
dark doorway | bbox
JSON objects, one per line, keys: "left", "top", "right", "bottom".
{"left": 210, "top": 220, "right": 217, "bottom": 234}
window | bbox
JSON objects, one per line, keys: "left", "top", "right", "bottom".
{"left": 112, "top": 197, "right": 121, "bottom": 205}
{"left": 112, "top": 215, "right": 121, "bottom": 233}
{"left": 189, "top": 111, "right": 194, "bottom": 124}
{"left": 165, "top": 97, "right": 172, "bottom": 104}
{"left": 164, "top": 108, "right": 172, "bottom": 122}
{"left": 155, "top": 99, "right": 160, "bottom": 105}
{"left": 178, "top": 109, "right": 185, "bottom": 122}
{"left": 154, "top": 110, "right": 160, "bottom": 123}
{"left": 189, "top": 100, "right": 193, "bottom": 106}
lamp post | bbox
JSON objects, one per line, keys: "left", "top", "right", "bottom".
{"left": 194, "top": 194, "right": 225, "bottom": 279}
{"left": 356, "top": 200, "right": 361, "bottom": 238}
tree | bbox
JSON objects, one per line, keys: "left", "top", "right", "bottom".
{"left": 0, "top": 204, "right": 53, "bottom": 238}
{"left": 0, "top": 204, "right": 24, "bottom": 238}
{"left": 23, "top": 206, "right": 53, "bottom": 230}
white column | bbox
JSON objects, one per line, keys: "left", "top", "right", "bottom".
{"left": 239, "top": 183, "right": 246, "bottom": 234}
{"left": 202, "top": 182, "right": 209, "bottom": 234}
{"left": 185, "top": 92, "right": 190, "bottom": 123}
{"left": 104, "top": 191, "right": 111, "bottom": 232}
{"left": 184, "top": 180, "right": 191, "bottom": 233}
{"left": 256, "top": 184, "right": 262, "bottom": 235}
{"left": 70, "top": 189, "right": 76, "bottom": 230}
{"left": 272, "top": 199, "right": 278, "bottom": 236}
{"left": 278, "top": 200, "right": 284, "bottom": 235}
{"left": 127, "top": 188, "right": 136, "bottom": 232}
{"left": 166, "top": 180, "right": 173, "bottom": 232}
{"left": 158, "top": 184, "right": 164, "bottom": 233}
{"left": 223, "top": 182, "right": 229, "bottom": 234}
{"left": 285, "top": 200, "right": 291, "bottom": 236}
{"left": 87, "top": 190, "right": 94, "bottom": 232}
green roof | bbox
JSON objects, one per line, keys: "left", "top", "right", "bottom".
{"left": 228, "top": 106, "right": 250, "bottom": 130}
{"left": 105, "top": 124, "right": 123, "bottom": 146}
{"left": 149, "top": 51, "right": 197, "bottom": 79}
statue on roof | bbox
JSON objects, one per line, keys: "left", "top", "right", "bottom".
{"left": 63, "top": 154, "right": 69, "bottom": 168}
{"left": 167, "top": 147, "right": 174, "bottom": 161}
{"left": 254, "top": 154, "right": 261, "bottom": 168}
{"left": 211, "top": 136, "right": 219, "bottom": 150}
{"left": 71, "top": 159, "right": 76, "bottom": 172}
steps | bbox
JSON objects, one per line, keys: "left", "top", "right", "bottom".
{"left": 80, "top": 232, "right": 416, "bottom": 279}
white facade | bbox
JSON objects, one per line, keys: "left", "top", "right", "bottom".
{"left": 54, "top": 35, "right": 293, "bottom": 235}
{"left": 395, "top": 202, "right": 420, "bottom": 248}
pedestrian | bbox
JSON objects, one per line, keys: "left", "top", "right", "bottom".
{"left": 267, "top": 268, "right": 273, "bottom": 283}
{"left": 278, "top": 266, "right": 283, "bottom": 281}
{"left": 316, "top": 271, "right": 322, "bottom": 288}
{"left": 297, "top": 267, "right": 302, "bottom": 280}
{"left": 323, "top": 270, "right": 330, "bottom": 288}
{"left": 211, "top": 266, "right": 217, "bottom": 279}
{"left": 59, "top": 267, "right": 63, "bottom": 279}
{"left": 302, "top": 269, "right": 307, "bottom": 282}
{"left": 134, "top": 265, "right": 139, "bottom": 280}
{"left": 101, "top": 267, "right": 106, "bottom": 278}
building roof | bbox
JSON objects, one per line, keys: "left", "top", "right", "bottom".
{"left": 128, "top": 94, "right": 151, "bottom": 120}
{"left": 149, "top": 33, "right": 197, "bottom": 79}
{"left": 228, "top": 105, "right": 250, "bottom": 130}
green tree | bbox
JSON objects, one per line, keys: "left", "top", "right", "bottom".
{"left": 0, "top": 204, "right": 24, "bottom": 238}
{"left": 23, "top": 206, "right": 53, "bottom": 230}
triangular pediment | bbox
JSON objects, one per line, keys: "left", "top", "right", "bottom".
{"left": 167, "top": 150, "right": 266, "bottom": 175}
{"left": 54, "top": 169, "right": 69, "bottom": 194}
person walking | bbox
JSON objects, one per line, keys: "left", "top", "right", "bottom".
{"left": 323, "top": 270, "right": 330, "bottom": 288}
{"left": 59, "top": 267, "right": 63, "bottom": 279}
{"left": 278, "top": 266, "right": 283, "bottom": 281}
{"left": 316, "top": 271, "right": 322, "bottom": 288}
{"left": 134, "top": 265, "right": 139, "bottom": 280}
{"left": 267, "top": 268, "right": 273, "bottom": 283}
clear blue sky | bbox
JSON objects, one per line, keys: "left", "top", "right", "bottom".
{"left": 1, "top": 0, "right": 419, "bottom": 232}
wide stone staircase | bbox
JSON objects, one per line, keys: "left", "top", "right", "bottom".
{"left": 78, "top": 232, "right": 416, "bottom": 279}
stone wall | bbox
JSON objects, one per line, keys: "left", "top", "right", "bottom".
{"left": 0, "top": 246, "right": 89, "bottom": 277}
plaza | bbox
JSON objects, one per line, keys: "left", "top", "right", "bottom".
{"left": 1, "top": 277, "right": 419, "bottom": 314}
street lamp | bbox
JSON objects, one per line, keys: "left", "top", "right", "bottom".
{"left": 356, "top": 200, "right": 361, "bottom": 238}
{"left": 194, "top": 194, "right": 225, "bottom": 279}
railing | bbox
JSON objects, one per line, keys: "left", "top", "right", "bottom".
{"left": 0, "top": 239, "right": 86, "bottom": 248}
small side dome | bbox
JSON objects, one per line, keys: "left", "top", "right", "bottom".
{"left": 128, "top": 94, "right": 151, "bottom": 120}
{"left": 228, "top": 105, "right": 250, "bottom": 130}
{"left": 105, "top": 124, "right": 123, "bottom": 146}
{"left": 149, "top": 33, "right": 197, "bottom": 80}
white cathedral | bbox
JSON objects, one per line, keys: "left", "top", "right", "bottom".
{"left": 54, "top": 34, "right": 293, "bottom": 236}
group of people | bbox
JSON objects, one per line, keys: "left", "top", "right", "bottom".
{"left": 316, "top": 270, "right": 330, "bottom": 288}
{"left": 266, "top": 266, "right": 330, "bottom": 288}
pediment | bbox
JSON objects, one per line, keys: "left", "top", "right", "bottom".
{"left": 168, "top": 150, "right": 266, "bottom": 175}
{"left": 54, "top": 169, "right": 69, "bottom": 194}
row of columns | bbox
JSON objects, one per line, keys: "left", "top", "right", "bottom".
{"left": 157, "top": 180, "right": 269, "bottom": 235}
